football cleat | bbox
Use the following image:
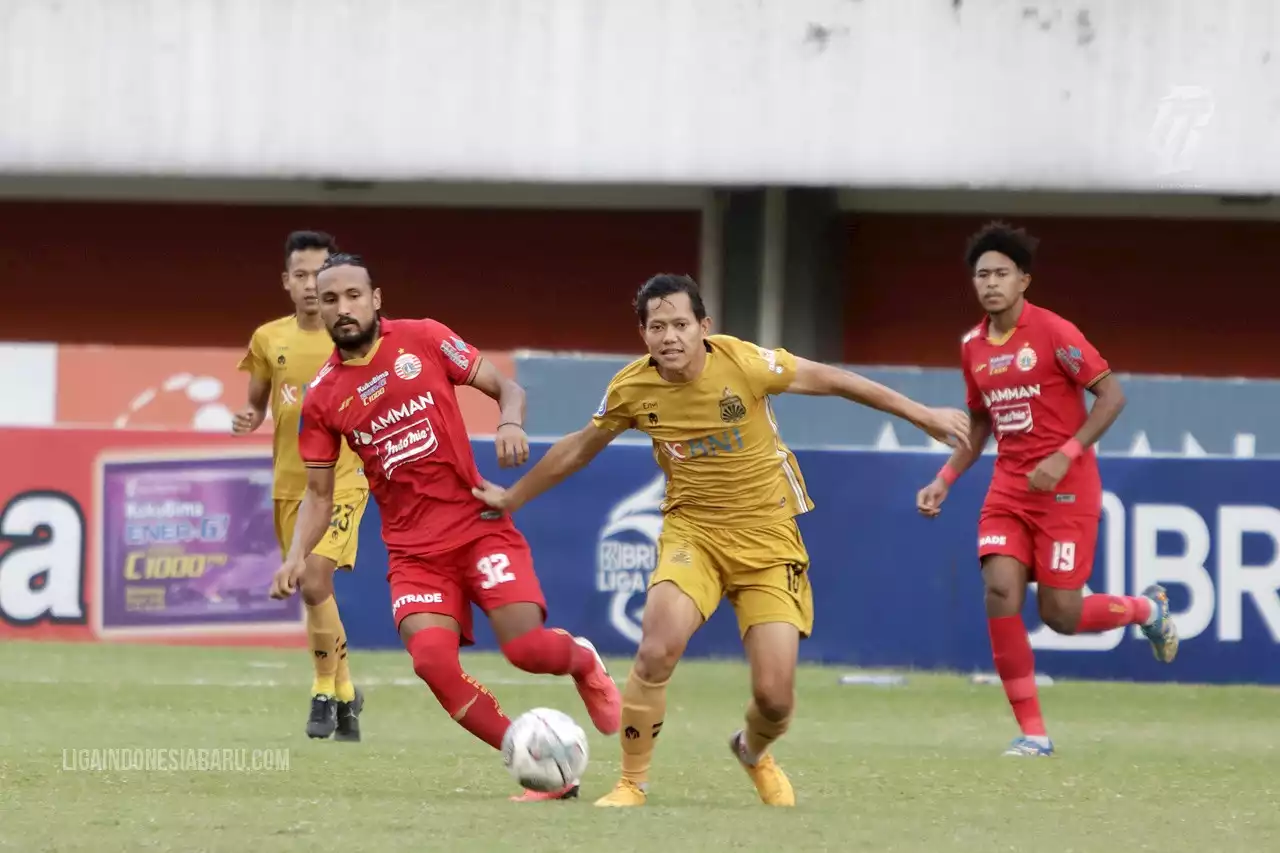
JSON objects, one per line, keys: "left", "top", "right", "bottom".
{"left": 594, "top": 779, "right": 648, "bottom": 807}
{"left": 334, "top": 687, "right": 364, "bottom": 742}
{"left": 572, "top": 636, "right": 622, "bottom": 735}
{"left": 1003, "top": 736, "right": 1055, "bottom": 757}
{"left": 306, "top": 694, "right": 338, "bottom": 739}
{"left": 1140, "top": 584, "right": 1179, "bottom": 663}
{"left": 729, "top": 730, "right": 795, "bottom": 806}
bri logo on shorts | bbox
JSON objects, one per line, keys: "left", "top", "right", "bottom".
{"left": 392, "top": 592, "right": 443, "bottom": 612}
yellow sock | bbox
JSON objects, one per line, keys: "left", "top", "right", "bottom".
{"left": 744, "top": 699, "right": 792, "bottom": 762}
{"left": 333, "top": 625, "right": 355, "bottom": 703}
{"left": 619, "top": 669, "right": 668, "bottom": 786}
{"left": 306, "top": 596, "right": 340, "bottom": 697}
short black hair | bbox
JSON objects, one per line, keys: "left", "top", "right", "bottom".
{"left": 317, "top": 252, "right": 370, "bottom": 279}
{"left": 284, "top": 230, "right": 338, "bottom": 267}
{"left": 964, "top": 221, "right": 1039, "bottom": 273}
{"left": 634, "top": 274, "right": 707, "bottom": 324}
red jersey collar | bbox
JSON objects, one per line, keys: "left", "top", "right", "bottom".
{"left": 982, "top": 299, "right": 1036, "bottom": 343}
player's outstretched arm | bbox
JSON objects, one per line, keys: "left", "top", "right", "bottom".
{"left": 467, "top": 357, "right": 530, "bottom": 468}
{"left": 786, "top": 357, "right": 972, "bottom": 449}
{"left": 270, "top": 466, "right": 335, "bottom": 599}
{"left": 472, "top": 424, "right": 618, "bottom": 512}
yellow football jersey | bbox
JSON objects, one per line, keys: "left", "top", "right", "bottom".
{"left": 592, "top": 334, "right": 814, "bottom": 528}
{"left": 237, "top": 315, "right": 365, "bottom": 499}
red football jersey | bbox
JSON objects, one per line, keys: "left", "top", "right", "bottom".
{"left": 961, "top": 302, "right": 1111, "bottom": 510}
{"left": 298, "top": 317, "right": 502, "bottom": 556}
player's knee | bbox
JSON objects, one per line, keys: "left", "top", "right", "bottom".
{"left": 299, "top": 560, "right": 336, "bottom": 604}
{"left": 633, "top": 635, "right": 684, "bottom": 683}
{"left": 982, "top": 584, "right": 1020, "bottom": 617}
{"left": 751, "top": 681, "right": 794, "bottom": 722}
{"left": 410, "top": 644, "right": 461, "bottom": 690}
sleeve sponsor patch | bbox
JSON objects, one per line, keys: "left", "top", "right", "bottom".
{"left": 440, "top": 339, "right": 470, "bottom": 371}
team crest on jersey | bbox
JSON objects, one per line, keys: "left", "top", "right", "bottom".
{"left": 394, "top": 352, "right": 423, "bottom": 380}
{"left": 719, "top": 387, "right": 747, "bottom": 423}
{"left": 1016, "top": 345, "right": 1037, "bottom": 372}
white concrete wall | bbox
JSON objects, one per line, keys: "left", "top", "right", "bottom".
{"left": 2, "top": 0, "right": 1276, "bottom": 191}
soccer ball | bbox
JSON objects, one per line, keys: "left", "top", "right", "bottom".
{"left": 501, "top": 707, "right": 589, "bottom": 792}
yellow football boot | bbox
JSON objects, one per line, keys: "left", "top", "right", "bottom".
{"left": 730, "top": 731, "right": 795, "bottom": 807}
{"left": 593, "top": 778, "right": 648, "bottom": 807}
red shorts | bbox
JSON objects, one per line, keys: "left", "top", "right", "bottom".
{"left": 977, "top": 501, "right": 1100, "bottom": 589}
{"left": 386, "top": 524, "right": 547, "bottom": 645}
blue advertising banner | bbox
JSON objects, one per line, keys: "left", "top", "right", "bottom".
{"left": 337, "top": 441, "right": 1280, "bottom": 685}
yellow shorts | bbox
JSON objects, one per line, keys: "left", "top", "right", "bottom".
{"left": 650, "top": 515, "right": 813, "bottom": 639}
{"left": 273, "top": 490, "right": 369, "bottom": 571}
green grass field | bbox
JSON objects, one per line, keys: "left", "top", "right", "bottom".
{"left": 2, "top": 640, "right": 1276, "bottom": 852}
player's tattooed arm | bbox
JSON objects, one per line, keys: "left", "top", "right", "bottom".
{"left": 232, "top": 374, "right": 270, "bottom": 435}
{"left": 270, "top": 467, "right": 335, "bottom": 599}
{"left": 787, "top": 357, "right": 971, "bottom": 449}
{"left": 472, "top": 424, "right": 618, "bottom": 512}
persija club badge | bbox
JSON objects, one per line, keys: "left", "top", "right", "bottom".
{"left": 395, "top": 353, "right": 423, "bottom": 380}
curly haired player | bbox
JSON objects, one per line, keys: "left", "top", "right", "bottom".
{"left": 916, "top": 222, "right": 1179, "bottom": 756}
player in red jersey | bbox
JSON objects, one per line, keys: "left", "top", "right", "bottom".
{"left": 270, "top": 253, "right": 621, "bottom": 800}
{"left": 916, "top": 222, "right": 1179, "bottom": 757}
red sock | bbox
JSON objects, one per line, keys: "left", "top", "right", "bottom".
{"left": 987, "top": 615, "right": 1047, "bottom": 737}
{"left": 1075, "top": 594, "right": 1152, "bottom": 633}
{"left": 407, "top": 627, "right": 510, "bottom": 750}
{"left": 501, "top": 627, "right": 594, "bottom": 679}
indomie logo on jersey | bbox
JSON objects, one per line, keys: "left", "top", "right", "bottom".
{"left": 382, "top": 429, "right": 431, "bottom": 456}
{"left": 369, "top": 393, "right": 435, "bottom": 434}
{"left": 982, "top": 384, "right": 1041, "bottom": 407}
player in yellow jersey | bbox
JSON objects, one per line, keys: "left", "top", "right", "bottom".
{"left": 233, "top": 230, "right": 371, "bottom": 741}
{"left": 472, "top": 274, "right": 971, "bottom": 807}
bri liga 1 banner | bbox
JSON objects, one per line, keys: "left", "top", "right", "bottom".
{"left": 5, "top": 427, "right": 1280, "bottom": 685}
